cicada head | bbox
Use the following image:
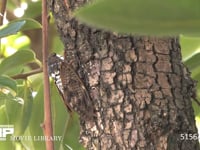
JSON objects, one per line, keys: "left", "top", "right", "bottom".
{"left": 47, "top": 53, "right": 64, "bottom": 78}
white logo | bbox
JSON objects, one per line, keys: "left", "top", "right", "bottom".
{"left": 0, "top": 125, "right": 14, "bottom": 141}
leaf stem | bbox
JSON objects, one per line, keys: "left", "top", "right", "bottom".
{"left": 11, "top": 68, "right": 43, "bottom": 79}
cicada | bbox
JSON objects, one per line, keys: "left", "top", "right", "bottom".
{"left": 47, "top": 53, "right": 95, "bottom": 121}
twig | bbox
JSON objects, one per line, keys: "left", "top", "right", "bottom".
{"left": 11, "top": 68, "right": 43, "bottom": 79}
{"left": 0, "top": 0, "right": 7, "bottom": 51}
{"left": 193, "top": 97, "right": 200, "bottom": 106}
{"left": 0, "top": 0, "right": 7, "bottom": 25}
{"left": 42, "top": 0, "right": 54, "bottom": 150}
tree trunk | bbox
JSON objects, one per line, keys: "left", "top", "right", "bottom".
{"left": 48, "top": 0, "right": 199, "bottom": 149}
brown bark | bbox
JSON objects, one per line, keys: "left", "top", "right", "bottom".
{"left": 48, "top": 0, "right": 199, "bottom": 150}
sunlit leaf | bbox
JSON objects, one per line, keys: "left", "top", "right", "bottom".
{"left": 0, "top": 50, "right": 35, "bottom": 75}
{"left": 75, "top": 0, "right": 200, "bottom": 35}
{"left": 185, "top": 53, "right": 200, "bottom": 71}
{"left": 180, "top": 35, "right": 200, "bottom": 61}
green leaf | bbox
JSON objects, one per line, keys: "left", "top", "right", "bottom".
{"left": 0, "top": 21, "right": 26, "bottom": 38}
{"left": 0, "top": 19, "right": 41, "bottom": 38}
{"left": 180, "top": 35, "right": 200, "bottom": 61}
{"left": 0, "top": 105, "right": 8, "bottom": 124}
{"left": 51, "top": 83, "right": 70, "bottom": 150}
{"left": 4, "top": 83, "right": 33, "bottom": 135}
{"left": 51, "top": 82, "right": 85, "bottom": 150}
{"left": 0, "top": 75, "right": 17, "bottom": 92}
{"left": 25, "top": 84, "right": 45, "bottom": 150}
{"left": 13, "top": 83, "right": 33, "bottom": 135}
{"left": 0, "top": 107, "right": 14, "bottom": 149}
{"left": 75, "top": 0, "right": 200, "bottom": 35}
{"left": 184, "top": 53, "right": 200, "bottom": 71}
{"left": 0, "top": 138, "right": 14, "bottom": 150}
{"left": 28, "top": 73, "right": 43, "bottom": 91}
{"left": 62, "top": 114, "right": 85, "bottom": 150}
{"left": 192, "top": 72, "right": 200, "bottom": 116}
{"left": 5, "top": 97, "right": 23, "bottom": 128}
{"left": 0, "top": 50, "right": 35, "bottom": 75}
{"left": 23, "top": 1, "right": 42, "bottom": 18}
{"left": 14, "top": 18, "right": 42, "bottom": 31}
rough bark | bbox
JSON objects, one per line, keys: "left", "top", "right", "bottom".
{"left": 48, "top": 0, "right": 199, "bottom": 149}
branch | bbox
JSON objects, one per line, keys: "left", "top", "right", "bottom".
{"left": 11, "top": 68, "right": 43, "bottom": 79}
{"left": 42, "top": 0, "right": 54, "bottom": 149}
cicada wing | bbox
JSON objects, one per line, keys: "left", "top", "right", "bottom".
{"left": 60, "top": 61, "right": 95, "bottom": 120}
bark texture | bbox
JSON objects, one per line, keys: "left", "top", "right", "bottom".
{"left": 48, "top": 0, "right": 199, "bottom": 149}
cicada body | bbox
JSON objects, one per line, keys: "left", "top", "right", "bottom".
{"left": 47, "top": 53, "right": 95, "bottom": 120}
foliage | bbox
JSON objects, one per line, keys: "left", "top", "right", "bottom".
{"left": 0, "top": 19, "right": 41, "bottom": 38}
{"left": 0, "top": 0, "right": 200, "bottom": 150}
{"left": 75, "top": 0, "right": 200, "bottom": 36}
